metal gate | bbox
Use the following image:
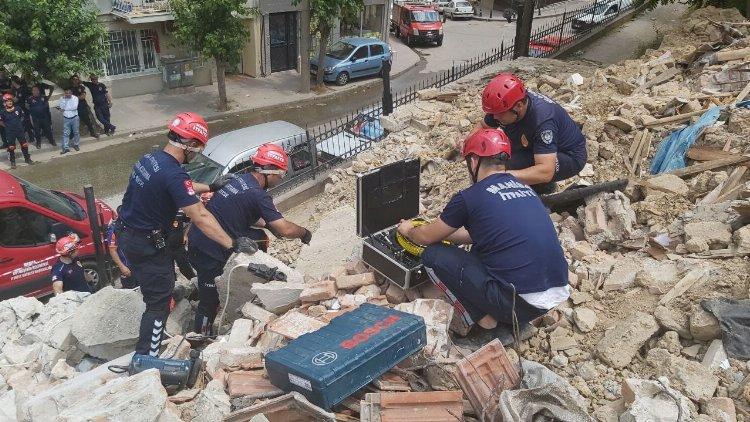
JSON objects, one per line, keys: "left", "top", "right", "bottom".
{"left": 269, "top": 12, "right": 298, "bottom": 73}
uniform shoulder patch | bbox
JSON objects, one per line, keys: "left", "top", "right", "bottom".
{"left": 184, "top": 180, "right": 195, "bottom": 196}
{"left": 540, "top": 129, "right": 554, "bottom": 145}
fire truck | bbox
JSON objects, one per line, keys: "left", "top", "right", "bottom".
{"left": 391, "top": 2, "right": 444, "bottom": 47}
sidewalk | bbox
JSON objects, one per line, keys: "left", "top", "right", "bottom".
{"left": 473, "top": 0, "right": 595, "bottom": 21}
{"left": 2, "top": 40, "right": 420, "bottom": 170}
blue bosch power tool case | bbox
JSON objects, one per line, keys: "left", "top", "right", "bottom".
{"left": 264, "top": 303, "right": 426, "bottom": 410}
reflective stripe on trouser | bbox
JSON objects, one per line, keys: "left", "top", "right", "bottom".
{"left": 4, "top": 131, "right": 30, "bottom": 163}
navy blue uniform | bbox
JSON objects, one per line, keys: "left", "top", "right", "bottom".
{"left": 26, "top": 95, "right": 55, "bottom": 145}
{"left": 70, "top": 84, "right": 99, "bottom": 137}
{"left": 0, "top": 107, "right": 31, "bottom": 165}
{"left": 421, "top": 173, "right": 568, "bottom": 327}
{"left": 105, "top": 223, "right": 138, "bottom": 288}
{"left": 485, "top": 91, "right": 587, "bottom": 193}
{"left": 118, "top": 150, "right": 199, "bottom": 356}
{"left": 51, "top": 258, "right": 93, "bottom": 293}
{"left": 188, "top": 173, "right": 281, "bottom": 334}
{"left": 12, "top": 85, "right": 35, "bottom": 142}
{"left": 82, "top": 81, "right": 115, "bottom": 134}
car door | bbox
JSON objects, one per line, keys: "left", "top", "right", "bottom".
{"left": 0, "top": 206, "right": 58, "bottom": 299}
{"left": 367, "top": 44, "right": 386, "bottom": 76}
{"left": 348, "top": 46, "right": 371, "bottom": 77}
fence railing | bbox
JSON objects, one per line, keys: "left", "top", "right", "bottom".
{"left": 268, "top": 0, "right": 637, "bottom": 196}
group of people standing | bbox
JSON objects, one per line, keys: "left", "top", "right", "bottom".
{"left": 0, "top": 70, "right": 117, "bottom": 168}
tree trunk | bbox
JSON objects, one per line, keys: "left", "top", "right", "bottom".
{"left": 215, "top": 58, "right": 228, "bottom": 111}
{"left": 299, "top": 0, "right": 311, "bottom": 93}
{"left": 514, "top": 0, "right": 535, "bottom": 58}
{"left": 315, "top": 25, "right": 331, "bottom": 87}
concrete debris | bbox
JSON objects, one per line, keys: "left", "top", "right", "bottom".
{"left": 192, "top": 379, "right": 231, "bottom": 422}
{"left": 701, "top": 397, "right": 737, "bottom": 422}
{"left": 240, "top": 302, "right": 278, "bottom": 325}
{"left": 701, "top": 339, "right": 730, "bottom": 371}
{"left": 268, "top": 310, "right": 327, "bottom": 339}
{"left": 70, "top": 286, "right": 145, "bottom": 360}
{"left": 49, "top": 359, "right": 77, "bottom": 381}
{"left": 646, "top": 348, "right": 719, "bottom": 401}
{"left": 166, "top": 298, "right": 194, "bottom": 336}
{"left": 335, "top": 272, "right": 376, "bottom": 290}
{"left": 596, "top": 312, "right": 659, "bottom": 368}
{"left": 690, "top": 308, "right": 722, "bottom": 341}
{"left": 572, "top": 307, "right": 598, "bottom": 333}
{"left": 684, "top": 221, "right": 732, "bottom": 249}
{"left": 294, "top": 206, "right": 361, "bottom": 278}
{"left": 733, "top": 224, "right": 750, "bottom": 249}
{"left": 645, "top": 173, "right": 690, "bottom": 197}
{"left": 250, "top": 281, "right": 306, "bottom": 314}
{"left": 620, "top": 377, "right": 694, "bottom": 422}
{"left": 395, "top": 299, "right": 453, "bottom": 358}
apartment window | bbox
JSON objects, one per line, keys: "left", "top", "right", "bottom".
{"left": 104, "top": 29, "right": 159, "bottom": 77}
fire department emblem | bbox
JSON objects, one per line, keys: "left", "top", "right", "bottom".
{"left": 540, "top": 130, "right": 554, "bottom": 144}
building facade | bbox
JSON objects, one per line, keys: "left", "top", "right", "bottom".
{"left": 95, "top": 0, "right": 391, "bottom": 97}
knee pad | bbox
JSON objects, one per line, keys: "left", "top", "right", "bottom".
{"left": 7, "top": 145, "right": 15, "bottom": 152}
{"left": 20, "top": 142, "right": 28, "bottom": 149}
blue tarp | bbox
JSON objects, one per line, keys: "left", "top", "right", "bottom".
{"left": 650, "top": 100, "right": 750, "bottom": 174}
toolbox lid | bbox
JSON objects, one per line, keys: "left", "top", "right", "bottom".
{"left": 356, "top": 158, "right": 421, "bottom": 237}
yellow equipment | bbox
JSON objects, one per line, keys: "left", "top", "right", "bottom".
{"left": 395, "top": 218, "right": 451, "bottom": 257}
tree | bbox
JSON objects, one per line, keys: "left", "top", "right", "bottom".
{"left": 170, "top": 0, "right": 254, "bottom": 111}
{"left": 295, "top": 0, "right": 363, "bottom": 87}
{"left": 0, "top": 0, "right": 108, "bottom": 84}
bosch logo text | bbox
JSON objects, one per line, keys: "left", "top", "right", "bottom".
{"left": 340, "top": 315, "right": 400, "bottom": 350}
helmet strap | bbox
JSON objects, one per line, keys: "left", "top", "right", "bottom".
{"left": 466, "top": 156, "right": 482, "bottom": 184}
{"left": 168, "top": 139, "right": 202, "bottom": 153}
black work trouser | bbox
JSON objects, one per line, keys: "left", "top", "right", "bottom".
{"left": 119, "top": 227, "right": 174, "bottom": 356}
{"left": 3, "top": 129, "right": 31, "bottom": 164}
{"left": 188, "top": 247, "right": 225, "bottom": 336}
{"left": 31, "top": 114, "right": 54, "bottom": 144}
{"left": 94, "top": 103, "right": 115, "bottom": 132}
{"left": 79, "top": 103, "right": 99, "bottom": 137}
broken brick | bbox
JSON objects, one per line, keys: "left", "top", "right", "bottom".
{"left": 360, "top": 391, "right": 463, "bottom": 422}
{"left": 299, "top": 279, "right": 337, "bottom": 303}
{"left": 335, "top": 272, "right": 376, "bottom": 290}
{"left": 395, "top": 299, "right": 453, "bottom": 358}
{"left": 240, "top": 302, "right": 278, "bottom": 325}
{"left": 456, "top": 339, "right": 521, "bottom": 418}
{"left": 268, "top": 311, "right": 327, "bottom": 339}
{"left": 225, "top": 370, "right": 284, "bottom": 399}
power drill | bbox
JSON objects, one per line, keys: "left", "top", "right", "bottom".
{"left": 128, "top": 349, "right": 202, "bottom": 390}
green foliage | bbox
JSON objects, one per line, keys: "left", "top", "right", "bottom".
{"left": 300, "top": 0, "right": 363, "bottom": 35}
{"left": 169, "top": 0, "right": 253, "bottom": 65}
{"left": 0, "top": 0, "right": 108, "bottom": 83}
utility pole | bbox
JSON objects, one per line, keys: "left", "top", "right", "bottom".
{"left": 513, "top": 0, "right": 535, "bottom": 58}
{"left": 299, "top": 0, "right": 311, "bottom": 93}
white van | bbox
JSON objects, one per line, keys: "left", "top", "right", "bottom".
{"left": 571, "top": 0, "right": 631, "bottom": 31}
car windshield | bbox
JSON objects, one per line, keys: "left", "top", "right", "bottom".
{"left": 411, "top": 11, "right": 440, "bottom": 22}
{"left": 13, "top": 176, "right": 83, "bottom": 220}
{"left": 590, "top": 4, "right": 608, "bottom": 14}
{"left": 456, "top": 1, "right": 471, "bottom": 7}
{"left": 327, "top": 41, "right": 357, "bottom": 60}
{"left": 184, "top": 153, "right": 224, "bottom": 184}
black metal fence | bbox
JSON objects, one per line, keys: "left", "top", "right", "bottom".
{"left": 268, "top": 0, "right": 637, "bottom": 196}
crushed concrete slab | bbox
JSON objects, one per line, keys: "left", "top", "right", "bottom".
{"left": 654, "top": 305, "right": 692, "bottom": 339}
{"left": 228, "top": 319, "right": 255, "bottom": 345}
{"left": 646, "top": 174, "right": 690, "bottom": 197}
{"left": 335, "top": 272, "right": 376, "bottom": 290}
{"left": 602, "top": 258, "right": 640, "bottom": 291}
{"left": 268, "top": 311, "right": 327, "bottom": 339}
{"left": 732, "top": 224, "right": 750, "bottom": 250}
{"left": 701, "top": 397, "right": 737, "bottom": 422}
{"left": 396, "top": 299, "right": 453, "bottom": 358}
{"left": 573, "top": 307, "right": 598, "bottom": 333}
{"left": 240, "top": 302, "right": 278, "bottom": 325}
{"left": 294, "top": 207, "right": 362, "bottom": 278}
{"left": 57, "top": 369, "right": 168, "bottom": 421}
{"left": 635, "top": 259, "right": 680, "bottom": 294}
{"left": 646, "top": 348, "right": 719, "bottom": 401}
{"left": 218, "top": 251, "right": 304, "bottom": 324}
{"left": 690, "top": 308, "right": 721, "bottom": 341}
{"left": 621, "top": 377, "right": 694, "bottom": 422}
{"left": 70, "top": 286, "right": 145, "bottom": 360}
{"left": 192, "top": 379, "right": 231, "bottom": 422}
{"left": 684, "top": 221, "right": 732, "bottom": 249}
{"left": 701, "top": 339, "right": 729, "bottom": 371}
{"left": 596, "top": 312, "right": 658, "bottom": 368}
{"left": 250, "top": 281, "right": 305, "bottom": 315}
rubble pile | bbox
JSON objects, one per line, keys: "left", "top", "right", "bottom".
{"left": 1, "top": 6, "right": 750, "bottom": 422}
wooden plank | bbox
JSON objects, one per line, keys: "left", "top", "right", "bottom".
{"left": 669, "top": 155, "right": 750, "bottom": 178}
{"left": 715, "top": 47, "right": 750, "bottom": 62}
{"left": 659, "top": 268, "right": 709, "bottom": 306}
{"left": 687, "top": 146, "right": 736, "bottom": 161}
{"left": 689, "top": 249, "right": 750, "bottom": 259}
{"left": 701, "top": 166, "right": 747, "bottom": 205}
{"left": 627, "top": 130, "right": 644, "bottom": 161}
{"left": 643, "top": 109, "right": 709, "bottom": 128}
{"left": 633, "top": 131, "right": 652, "bottom": 176}
{"left": 734, "top": 80, "right": 750, "bottom": 104}
{"left": 714, "top": 183, "right": 745, "bottom": 204}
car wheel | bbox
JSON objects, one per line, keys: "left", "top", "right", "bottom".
{"left": 82, "top": 260, "right": 109, "bottom": 292}
{"left": 437, "top": 38, "right": 443, "bottom": 46}
{"left": 336, "top": 72, "right": 350, "bottom": 86}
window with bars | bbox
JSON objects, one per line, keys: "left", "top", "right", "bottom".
{"left": 103, "top": 29, "right": 159, "bottom": 77}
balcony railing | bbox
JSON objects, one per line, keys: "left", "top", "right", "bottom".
{"left": 112, "top": 0, "right": 173, "bottom": 22}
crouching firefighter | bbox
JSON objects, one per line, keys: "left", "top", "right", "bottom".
{"left": 397, "top": 129, "right": 570, "bottom": 343}
{"left": 116, "top": 112, "right": 259, "bottom": 358}
{"left": 0, "top": 93, "right": 33, "bottom": 169}
{"left": 187, "top": 143, "right": 313, "bottom": 336}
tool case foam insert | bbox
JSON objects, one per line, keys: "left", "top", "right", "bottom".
{"left": 265, "top": 303, "right": 426, "bottom": 410}
{"left": 357, "top": 158, "right": 428, "bottom": 289}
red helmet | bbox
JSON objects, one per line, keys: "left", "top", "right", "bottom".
{"left": 55, "top": 233, "right": 80, "bottom": 255}
{"left": 482, "top": 73, "right": 526, "bottom": 114}
{"left": 2, "top": 93, "right": 13, "bottom": 101}
{"left": 252, "top": 143, "right": 288, "bottom": 172}
{"left": 462, "top": 129, "right": 512, "bottom": 159}
{"left": 168, "top": 112, "right": 209, "bottom": 145}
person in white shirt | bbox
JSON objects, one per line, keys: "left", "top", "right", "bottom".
{"left": 56, "top": 88, "right": 80, "bottom": 154}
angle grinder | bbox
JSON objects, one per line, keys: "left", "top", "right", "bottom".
{"left": 128, "top": 349, "right": 202, "bottom": 391}
{"left": 394, "top": 218, "right": 451, "bottom": 257}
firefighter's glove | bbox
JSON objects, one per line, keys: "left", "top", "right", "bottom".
{"left": 232, "top": 237, "right": 259, "bottom": 255}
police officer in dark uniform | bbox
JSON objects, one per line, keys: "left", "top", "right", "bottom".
{"left": 188, "top": 143, "right": 312, "bottom": 335}
{"left": 82, "top": 74, "right": 116, "bottom": 135}
{"left": 0, "top": 70, "right": 8, "bottom": 147}
{"left": 70, "top": 75, "right": 100, "bottom": 139}
{"left": 26, "top": 86, "right": 56, "bottom": 148}
{"left": 117, "top": 111, "right": 257, "bottom": 358}
{"left": 10, "top": 76, "right": 35, "bottom": 144}
{"left": 0, "top": 93, "right": 34, "bottom": 169}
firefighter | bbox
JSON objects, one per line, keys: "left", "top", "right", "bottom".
{"left": 116, "top": 112, "right": 258, "bottom": 357}
{"left": 187, "top": 143, "right": 312, "bottom": 336}
{"left": 397, "top": 129, "right": 569, "bottom": 343}
{"left": 51, "top": 234, "right": 94, "bottom": 294}
{"left": 478, "top": 73, "right": 587, "bottom": 194}
{"left": 26, "top": 85, "right": 56, "bottom": 148}
{"left": 0, "top": 93, "right": 34, "bottom": 169}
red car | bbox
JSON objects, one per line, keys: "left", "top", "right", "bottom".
{"left": 0, "top": 171, "right": 115, "bottom": 299}
{"left": 529, "top": 35, "right": 573, "bottom": 57}
{"left": 391, "top": 3, "right": 444, "bottom": 46}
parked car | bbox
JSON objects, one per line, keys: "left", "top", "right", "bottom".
{"left": 391, "top": 2, "right": 444, "bottom": 46}
{"left": 435, "top": 0, "right": 451, "bottom": 13}
{"left": 529, "top": 35, "right": 573, "bottom": 57}
{"left": 0, "top": 171, "right": 116, "bottom": 299}
{"left": 317, "top": 113, "right": 386, "bottom": 164}
{"left": 184, "top": 121, "right": 315, "bottom": 185}
{"left": 572, "top": 0, "right": 631, "bottom": 31}
{"left": 443, "top": 0, "right": 474, "bottom": 19}
{"left": 310, "top": 37, "right": 392, "bottom": 86}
